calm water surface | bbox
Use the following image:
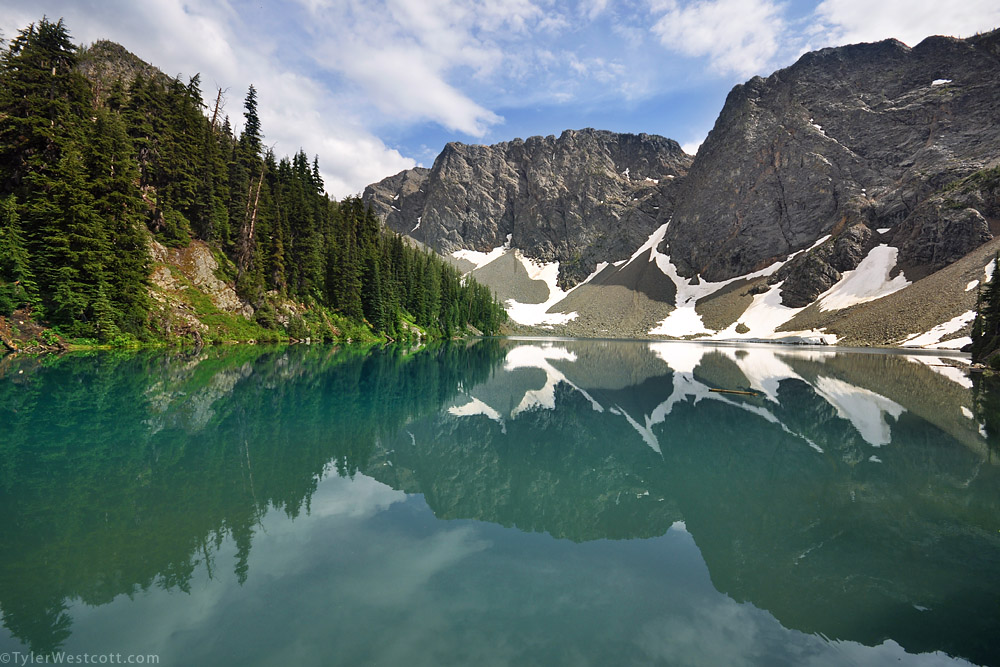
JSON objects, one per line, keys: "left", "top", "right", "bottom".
{"left": 1, "top": 340, "right": 998, "bottom": 666}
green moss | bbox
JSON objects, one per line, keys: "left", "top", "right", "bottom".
{"left": 209, "top": 245, "right": 237, "bottom": 283}
{"left": 942, "top": 165, "right": 1000, "bottom": 194}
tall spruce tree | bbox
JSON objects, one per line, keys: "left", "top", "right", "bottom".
{"left": 972, "top": 254, "right": 1000, "bottom": 364}
{"left": 0, "top": 196, "right": 38, "bottom": 314}
{"left": 27, "top": 146, "right": 110, "bottom": 333}
{"left": 0, "top": 17, "right": 90, "bottom": 197}
{"left": 240, "top": 84, "right": 262, "bottom": 159}
{"left": 86, "top": 107, "right": 150, "bottom": 334}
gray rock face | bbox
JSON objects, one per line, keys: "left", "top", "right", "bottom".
{"left": 663, "top": 31, "right": 1000, "bottom": 293}
{"left": 772, "top": 224, "right": 878, "bottom": 307}
{"left": 362, "top": 30, "right": 1000, "bottom": 343}
{"left": 364, "top": 128, "right": 691, "bottom": 287}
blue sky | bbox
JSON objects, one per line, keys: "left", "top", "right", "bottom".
{"left": 3, "top": 0, "right": 999, "bottom": 197}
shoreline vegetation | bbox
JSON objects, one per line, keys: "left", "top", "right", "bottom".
{"left": 0, "top": 17, "right": 507, "bottom": 350}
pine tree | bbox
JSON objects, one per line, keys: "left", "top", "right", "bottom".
{"left": 0, "top": 17, "right": 90, "bottom": 197}
{"left": 123, "top": 73, "right": 156, "bottom": 178}
{"left": 0, "top": 196, "right": 38, "bottom": 314}
{"left": 240, "top": 84, "right": 262, "bottom": 159}
{"left": 26, "top": 146, "right": 110, "bottom": 333}
{"left": 972, "top": 254, "right": 1000, "bottom": 364}
{"left": 311, "top": 156, "right": 323, "bottom": 193}
{"left": 86, "top": 107, "right": 150, "bottom": 334}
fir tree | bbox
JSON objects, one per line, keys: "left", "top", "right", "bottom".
{"left": 86, "top": 107, "right": 150, "bottom": 334}
{"left": 0, "top": 17, "right": 90, "bottom": 196}
{"left": 26, "top": 146, "right": 110, "bottom": 333}
{"left": 972, "top": 254, "right": 1000, "bottom": 364}
{"left": 240, "top": 84, "right": 262, "bottom": 159}
{"left": 0, "top": 196, "right": 38, "bottom": 314}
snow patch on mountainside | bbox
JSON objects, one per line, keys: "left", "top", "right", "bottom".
{"left": 452, "top": 239, "right": 509, "bottom": 269}
{"left": 506, "top": 253, "right": 578, "bottom": 326}
{"left": 454, "top": 225, "right": 974, "bottom": 351}
{"left": 647, "top": 224, "right": 808, "bottom": 337}
{"left": 711, "top": 283, "right": 806, "bottom": 340}
{"left": 454, "top": 237, "right": 578, "bottom": 326}
{"left": 816, "top": 245, "right": 909, "bottom": 311}
{"left": 649, "top": 232, "right": 833, "bottom": 339}
{"left": 900, "top": 311, "right": 976, "bottom": 348}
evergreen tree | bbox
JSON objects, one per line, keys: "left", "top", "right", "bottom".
{"left": 26, "top": 146, "right": 110, "bottom": 333}
{"left": 0, "top": 196, "right": 38, "bottom": 314}
{"left": 86, "top": 107, "right": 150, "bottom": 334}
{"left": 240, "top": 84, "right": 262, "bottom": 159}
{"left": 972, "top": 254, "right": 1000, "bottom": 364}
{"left": 0, "top": 17, "right": 90, "bottom": 197}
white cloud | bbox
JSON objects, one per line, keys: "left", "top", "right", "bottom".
{"left": 324, "top": 40, "right": 502, "bottom": 136}
{"left": 581, "top": 0, "right": 611, "bottom": 20}
{"left": 681, "top": 136, "right": 705, "bottom": 155}
{"left": 298, "top": 0, "right": 555, "bottom": 138}
{"left": 811, "top": 0, "right": 1000, "bottom": 47}
{"left": 650, "top": 0, "right": 785, "bottom": 77}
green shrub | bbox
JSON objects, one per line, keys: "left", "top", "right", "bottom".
{"left": 159, "top": 209, "right": 192, "bottom": 248}
{"left": 0, "top": 288, "right": 14, "bottom": 316}
{"left": 287, "top": 314, "right": 309, "bottom": 340}
{"left": 255, "top": 303, "right": 278, "bottom": 329}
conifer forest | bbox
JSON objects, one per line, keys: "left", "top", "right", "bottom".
{"left": 0, "top": 17, "right": 506, "bottom": 344}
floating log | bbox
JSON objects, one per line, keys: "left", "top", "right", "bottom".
{"left": 709, "top": 388, "right": 758, "bottom": 396}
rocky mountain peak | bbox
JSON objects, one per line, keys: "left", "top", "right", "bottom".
{"left": 363, "top": 29, "right": 999, "bottom": 348}
{"left": 664, "top": 28, "right": 1000, "bottom": 288}
{"left": 365, "top": 128, "right": 692, "bottom": 286}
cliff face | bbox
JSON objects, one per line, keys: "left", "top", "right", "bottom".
{"left": 364, "top": 129, "right": 691, "bottom": 286}
{"left": 364, "top": 30, "right": 1000, "bottom": 346}
{"left": 664, "top": 32, "right": 1000, "bottom": 292}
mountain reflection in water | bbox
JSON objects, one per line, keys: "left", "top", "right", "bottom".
{"left": 0, "top": 340, "right": 997, "bottom": 666}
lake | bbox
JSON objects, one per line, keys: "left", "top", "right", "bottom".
{"left": 1, "top": 339, "right": 998, "bottom": 666}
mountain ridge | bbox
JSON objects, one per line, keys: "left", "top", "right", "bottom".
{"left": 363, "top": 29, "right": 1000, "bottom": 348}
{"left": 365, "top": 127, "right": 692, "bottom": 287}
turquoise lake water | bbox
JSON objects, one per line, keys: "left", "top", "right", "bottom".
{"left": 1, "top": 339, "right": 998, "bottom": 666}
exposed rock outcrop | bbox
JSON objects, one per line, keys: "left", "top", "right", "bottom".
{"left": 772, "top": 224, "right": 879, "bottom": 307}
{"left": 664, "top": 31, "right": 1000, "bottom": 290}
{"left": 364, "top": 128, "right": 691, "bottom": 287}
{"left": 147, "top": 239, "right": 256, "bottom": 339}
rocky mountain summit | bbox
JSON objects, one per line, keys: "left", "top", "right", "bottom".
{"left": 667, "top": 31, "right": 1000, "bottom": 286}
{"left": 365, "top": 129, "right": 691, "bottom": 286}
{"left": 364, "top": 30, "right": 1000, "bottom": 348}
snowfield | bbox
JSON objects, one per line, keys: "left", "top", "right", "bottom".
{"left": 451, "top": 225, "right": 980, "bottom": 351}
